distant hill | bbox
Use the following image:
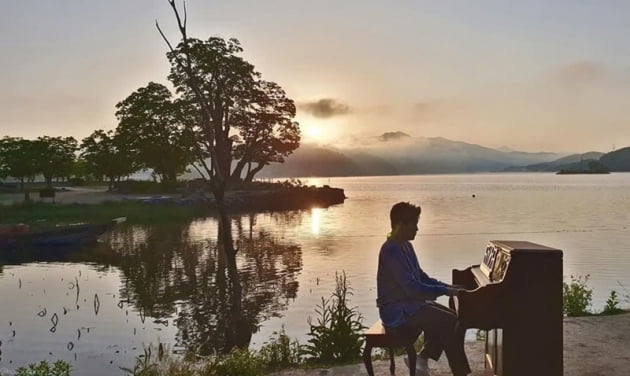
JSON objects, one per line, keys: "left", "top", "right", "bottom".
{"left": 260, "top": 146, "right": 362, "bottom": 177}
{"left": 257, "top": 133, "right": 565, "bottom": 178}
{"left": 378, "top": 131, "right": 411, "bottom": 142}
{"left": 506, "top": 151, "right": 604, "bottom": 172}
{"left": 600, "top": 147, "right": 630, "bottom": 171}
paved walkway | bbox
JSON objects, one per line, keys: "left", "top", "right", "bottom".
{"left": 273, "top": 312, "right": 630, "bottom": 376}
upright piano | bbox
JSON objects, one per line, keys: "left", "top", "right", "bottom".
{"left": 451, "top": 240, "right": 563, "bottom": 376}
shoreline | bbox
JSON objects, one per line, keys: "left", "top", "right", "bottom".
{"left": 0, "top": 185, "right": 346, "bottom": 224}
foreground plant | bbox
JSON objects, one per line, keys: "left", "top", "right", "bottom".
{"left": 202, "top": 348, "right": 264, "bottom": 376}
{"left": 15, "top": 360, "right": 71, "bottom": 376}
{"left": 258, "top": 326, "right": 303, "bottom": 371}
{"left": 303, "top": 271, "right": 366, "bottom": 363}
{"left": 601, "top": 290, "right": 624, "bottom": 315}
{"left": 563, "top": 274, "right": 593, "bottom": 317}
{"left": 121, "top": 344, "right": 197, "bottom": 376}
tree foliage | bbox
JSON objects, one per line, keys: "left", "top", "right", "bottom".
{"left": 35, "top": 136, "right": 78, "bottom": 186}
{"left": 0, "top": 137, "right": 40, "bottom": 188}
{"left": 80, "top": 130, "right": 138, "bottom": 188}
{"left": 164, "top": 35, "right": 300, "bottom": 186}
{"left": 115, "top": 82, "right": 196, "bottom": 182}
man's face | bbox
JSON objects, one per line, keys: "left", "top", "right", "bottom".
{"left": 401, "top": 218, "right": 419, "bottom": 241}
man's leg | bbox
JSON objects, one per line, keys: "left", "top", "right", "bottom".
{"left": 405, "top": 302, "right": 471, "bottom": 376}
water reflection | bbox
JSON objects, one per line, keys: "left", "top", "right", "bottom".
{"left": 106, "top": 217, "right": 303, "bottom": 354}
{"left": 311, "top": 208, "right": 321, "bottom": 235}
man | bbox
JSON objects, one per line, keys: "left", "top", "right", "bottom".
{"left": 377, "top": 202, "right": 470, "bottom": 376}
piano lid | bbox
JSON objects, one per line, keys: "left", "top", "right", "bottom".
{"left": 491, "top": 240, "right": 562, "bottom": 254}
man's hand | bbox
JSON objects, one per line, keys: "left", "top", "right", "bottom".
{"left": 444, "top": 287, "right": 461, "bottom": 297}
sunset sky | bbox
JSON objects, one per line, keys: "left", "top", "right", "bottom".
{"left": 2, "top": 1, "right": 630, "bottom": 153}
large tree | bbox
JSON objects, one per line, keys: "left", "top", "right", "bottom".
{"left": 115, "top": 82, "right": 196, "bottom": 182}
{"left": 158, "top": 23, "right": 301, "bottom": 202}
{"left": 156, "top": 1, "right": 300, "bottom": 351}
{"left": 81, "top": 130, "right": 138, "bottom": 189}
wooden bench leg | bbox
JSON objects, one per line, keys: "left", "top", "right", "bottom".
{"left": 363, "top": 343, "right": 374, "bottom": 376}
{"left": 405, "top": 344, "right": 416, "bottom": 376}
{"left": 389, "top": 347, "right": 395, "bottom": 374}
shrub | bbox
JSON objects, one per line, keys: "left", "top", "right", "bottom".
{"left": 601, "top": 290, "right": 624, "bottom": 315}
{"left": 15, "top": 360, "right": 71, "bottom": 376}
{"left": 563, "top": 274, "right": 593, "bottom": 317}
{"left": 258, "top": 326, "right": 303, "bottom": 371}
{"left": 121, "top": 344, "right": 196, "bottom": 376}
{"left": 303, "top": 271, "right": 366, "bottom": 363}
{"left": 202, "top": 348, "right": 263, "bottom": 376}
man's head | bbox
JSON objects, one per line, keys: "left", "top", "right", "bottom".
{"left": 389, "top": 202, "right": 421, "bottom": 241}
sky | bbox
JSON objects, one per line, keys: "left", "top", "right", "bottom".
{"left": 2, "top": 0, "right": 630, "bottom": 153}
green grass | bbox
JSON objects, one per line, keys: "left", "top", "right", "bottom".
{"left": 0, "top": 201, "right": 211, "bottom": 226}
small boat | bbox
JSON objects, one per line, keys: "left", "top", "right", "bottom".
{"left": 0, "top": 217, "right": 126, "bottom": 249}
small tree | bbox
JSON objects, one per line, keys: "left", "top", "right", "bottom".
{"left": 0, "top": 137, "right": 40, "bottom": 190}
{"left": 34, "top": 136, "right": 78, "bottom": 187}
{"left": 81, "top": 130, "right": 138, "bottom": 189}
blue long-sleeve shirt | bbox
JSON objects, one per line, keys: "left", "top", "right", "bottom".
{"left": 376, "top": 239, "right": 449, "bottom": 328}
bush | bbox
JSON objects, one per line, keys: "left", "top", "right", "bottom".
{"left": 303, "top": 271, "right": 366, "bottom": 363}
{"left": 563, "top": 275, "right": 593, "bottom": 317}
{"left": 258, "top": 326, "right": 303, "bottom": 371}
{"left": 601, "top": 290, "right": 624, "bottom": 315}
{"left": 121, "top": 344, "right": 196, "bottom": 376}
{"left": 202, "top": 349, "right": 263, "bottom": 376}
{"left": 15, "top": 360, "right": 71, "bottom": 376}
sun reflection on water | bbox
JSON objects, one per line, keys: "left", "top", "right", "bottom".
{"left": 311, "top": 207, "right": 321, "bottom": 235}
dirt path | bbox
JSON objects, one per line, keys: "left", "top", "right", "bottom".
{"left": 273, "top": 313, "right": 630, "bottom": 376}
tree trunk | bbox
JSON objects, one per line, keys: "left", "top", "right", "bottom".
{"left": 244, "top": 163, "right": 265, "bottom": 182}
{"left": 230, "top": 158, "right": 247, "bottom": 182}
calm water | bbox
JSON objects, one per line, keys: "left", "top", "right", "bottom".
{"left": 1, "top": 173, "right": 629, "bottom": 374}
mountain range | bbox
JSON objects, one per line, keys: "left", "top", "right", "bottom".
{"left": 258, "top": 132, "right": 567, "bottom": 178}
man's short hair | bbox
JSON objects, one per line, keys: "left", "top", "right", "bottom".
{"left": 390, "top": 202, "right": 421, "bottom": 227}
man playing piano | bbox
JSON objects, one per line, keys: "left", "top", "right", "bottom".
{"left": 377, "top": 202, "right": 471, "bottom": 376}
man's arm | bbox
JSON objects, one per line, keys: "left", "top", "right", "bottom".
{"left": 382, "top": 244, "right": 448, "bottom": 300}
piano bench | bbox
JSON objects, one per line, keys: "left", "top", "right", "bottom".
{"left": 363, "top": 319, "right": 420, "bottom": 376}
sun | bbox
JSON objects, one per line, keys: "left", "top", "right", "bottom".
{"left": 304, "top": 125, "right": 321, "bottom": 140}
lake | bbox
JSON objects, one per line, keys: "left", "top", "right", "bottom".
{"left": 1, "top": 173, "right": 629, "bottom": 374}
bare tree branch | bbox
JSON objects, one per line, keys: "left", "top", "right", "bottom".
{"left": 155, "top": 20, "right": 176, "bottom": 53}
{"left": 183, "top": 0, "right": 187, "bottom": 30}
{"left": 168, "top": 0, "right": 188, "bottom": 42}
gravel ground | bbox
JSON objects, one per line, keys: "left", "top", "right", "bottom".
{"left": 273, "top": 312, "right": 630, "bottom": 376}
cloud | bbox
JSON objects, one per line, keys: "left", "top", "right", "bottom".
{"left": 551, "top": 61, "right": 607, "bottom": 87}
{"left": 298, "top": 98, "right": 352, "bottom": 118}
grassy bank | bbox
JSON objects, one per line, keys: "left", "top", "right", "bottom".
{"left": 0, "top": 201, "right": 211, "bottom": 226}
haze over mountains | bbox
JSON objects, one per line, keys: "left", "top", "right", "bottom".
{"left": 258, "top": 132, "right": 568, "bottom": 178}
